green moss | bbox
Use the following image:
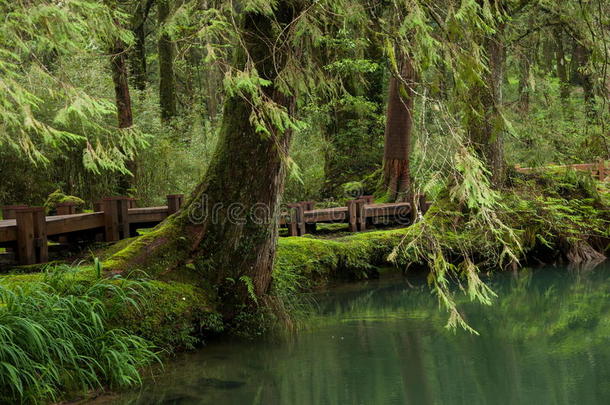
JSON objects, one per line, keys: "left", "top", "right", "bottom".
{"left": 272, "top": 228, "right": 408, "bottom": 296}
{"left": 112, "top": 279, "right": 221, "bottom": 351}
{"left": 44, "top": 189, "right": 85, "bottom": 214}
{"left": 104, "top": 216, "right": 188, "bottom": 276}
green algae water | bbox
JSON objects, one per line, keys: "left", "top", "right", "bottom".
{"left": 103, "top": 264, "right": 609, "bottom": 405}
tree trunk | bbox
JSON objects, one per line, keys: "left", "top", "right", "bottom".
{"left": 553, "top": 27, "right": 570, "bottom": 101}
{"left": 111, "top": 41, "right": 134, "bottom": 129}
{"left": 130, "top": 2, "right": 148, "bottom": 91}
{"left": 107, "top": 3, "right": 298, "bottom": 320}
{"left": 158, "top": 0, "right": 177, "bottom": 122}
{"left": 110, "top": 40, "right": 136, "bottom": 193}
{"left": 468, "top": 22, "right": 506, "bottom": 185}
{"left": 570, "top": 41, "right": 596, "bottom": 119}
{"left": 383, "top": 55, "right": 415, "bottom": 203}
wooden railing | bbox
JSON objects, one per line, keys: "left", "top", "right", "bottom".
{"left": 515, "top": 159, "right": 609, "bottom": 181}
{"left": 0, "top": 195, "right": 185, "bottom": 265}
{"left": 0, "top": 194, "right": 429, "bottom": 266}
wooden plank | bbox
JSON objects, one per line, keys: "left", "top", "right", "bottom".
{"left": 303, "top": 207, "right": 347, "bottom": 223}
{"left": 128, "top": 206, "right": 169, "bottom": 223}
{"left": 364, "top": 203, "right": 411, "bottom": 218}
{"left": 46, "top": 213, "right": 105, "bottom": 235}
{"left": 0, "top": 220, "right": 17, "bottom": 244}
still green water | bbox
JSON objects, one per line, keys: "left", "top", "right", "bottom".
{"left": 106, "top": 265, "right": 609, "bottom": 405}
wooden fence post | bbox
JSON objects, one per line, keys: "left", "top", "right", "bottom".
{"left": 15, "top": 207, "right": 47, "bottom": 265}
{"left": 286, "top": 204, "right": 298, "bottom": 236}
{"left": 356, "top": 199, "right": 367, "bottom": 231}
{"left": 597, "top": 159, "right": 606, "bottom": 181}
{"left": 56, "top": 202, "right": 77, "bottom": 216}
{"left": 2, "top": 205, "right": 28, "bottom": 220}
{"left": 2, "top": 205, "right": 27, "bottom": 254}
{"left": 167, "top": 194, "right": 184, "bottom": 215}
{"left": 301, "top": 201, "right": 316, "bottom": 233}
{"left": 362, "top": 195, "right": 374, "bottom": 204}
{"left": 102, "top": 197, "right": 130, "bottom": 242}
{"left": 32, "top": 207, "right": 48, "bottom": 264}
{"left": 419, "top": 193, "right": 428, "bottom": 215}
{"left": 287, "top": 203, "right": 305, "bottom": 236}
{"left": 15, "top": 208, "right": 34, "bottom": 265}
{"left": 347, "top": 200, "right": 358, "bottom": 232}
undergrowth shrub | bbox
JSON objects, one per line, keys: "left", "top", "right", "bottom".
{"left": 0, "top": 267, "right": 159, "bottom": 404}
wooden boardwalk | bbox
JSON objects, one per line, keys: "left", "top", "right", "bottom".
{"left": 0, "top": 195, "right": 428, "bottom": 266}
{"left": 515, "top": 159, "right": 608, "bottom": 181}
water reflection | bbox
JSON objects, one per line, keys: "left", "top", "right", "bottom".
{"left": 104, "top": 264, "right": 610, "bottom": 405}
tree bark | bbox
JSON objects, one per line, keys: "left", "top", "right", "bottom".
{"left": 158, "top": 0, "right": 177, "bottom": 122}
{"left": 468, "top": 21, "right": 506, "bottom": 186}
{"left": 383, "top": 55, "right": 415, "bottom": 202}
{"left": 110, "top": 41, "right": 134, "bottom": 129}
{"left": 110, "top": 40, "right": 136, "bottom": 193}
{"left": 107, "top": 3, "right": 298, "bottom": 320}
{"left": 553, "top": 27, "right": 570, "bottom": 101}
{"left": 130, "top": 1, "right": 149, "bottom": 91}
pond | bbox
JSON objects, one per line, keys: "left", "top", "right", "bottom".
{"left": 101, "top": 264, "right": 609, "bottom": 405}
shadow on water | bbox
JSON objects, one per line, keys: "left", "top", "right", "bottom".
{"left": 100, "top": 263, "right": 610, "bottom": 405}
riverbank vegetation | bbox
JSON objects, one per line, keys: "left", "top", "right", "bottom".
{"left": 1, "top": 0, "right": 609, "bottom": 402}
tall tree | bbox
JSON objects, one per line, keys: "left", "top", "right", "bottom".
{"left": 110, "top": 42, "right": 134, "bottom": 129}
{"left": 383, "top": 54, "right": 415, "bottom": 202}
{"left": 109, "top": 1, "right": 136, "bottom": 193}
{"left": 465, "top": 2, "right": 507, "bottom": 185}
{"left": 158, "top": 0, "right": 177, "bottom": 122}
{"left": 130, "top": 0, "right": 155, "bottom": 91}
{"left": 107, "top": 2, "right": 301, "bottom": 318}
{"left": 552, "top": 26, "right": 571, "bottom": 100}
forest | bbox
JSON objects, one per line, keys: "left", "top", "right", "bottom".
{"left": 0, "top": 0, "right": 609, "bottom": 403}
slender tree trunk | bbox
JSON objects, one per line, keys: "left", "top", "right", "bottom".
{"left": 130, "top": 3, "right": 148, "bottom": 91}
{"left": 107, "top": 3, "right": 299, "bottom": 319}
{"left": 110, "top": 41, "right": 136, "bottom": 192}
{"left": 553, "top": 27, "right": 570, "bottom": 100}
{"left": 383, "top": 55, "right": 415, "bottom": 202}
{"left": 518, "top": 53, "right": 530, "bottom": 113}
{"left": 570, "top": 41, "right": 596, "bottom": 119}
{"left": 468, "top": 21, "right": 506, "bottom": 185}
{"left": 111, "top": 42, "right": 133, "bottom": 129}
{"left": 158, "top": 0, "right": 177, "bottom": 122}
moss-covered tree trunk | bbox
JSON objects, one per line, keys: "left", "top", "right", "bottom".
{"left": 553, "top": 27, "right": 570, "bottom": 101}
{"left": 158, "top": 0, "right": 176, "bottom": 122}
{"left": 110, "top": 41, "right": 133, "bottom": 129}
{"left": 130, "top": 1, "right": 150, "bottom": 91}
{"left": 107, "top": 4, "right": 298, "bottom": 320}
{"left": 383, "top": 54, "right": 415, "bottom": 203}
{"left": 110, "top": 39, "right": 136, "bottom": 193}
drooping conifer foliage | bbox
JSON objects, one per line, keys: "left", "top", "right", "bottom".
{"left": 0, "top": 2, "right": 609, "bottom": 400}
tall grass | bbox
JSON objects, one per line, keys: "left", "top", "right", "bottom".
{"left": 0, "top": 267, "right": 159, "bottom": 404}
